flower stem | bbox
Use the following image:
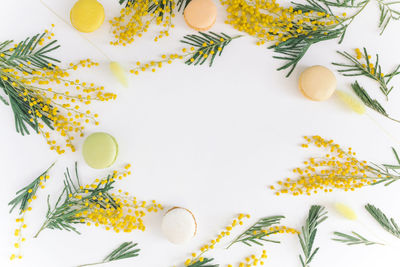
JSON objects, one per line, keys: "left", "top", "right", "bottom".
{"left": 76, "top": 261, "right": 105, "bottom": 267}
{"left": 33, "top": 220, "right": 48, "bottom": 238}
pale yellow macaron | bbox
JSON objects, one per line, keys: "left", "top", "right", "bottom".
{"left": 298, "top": 65, "right": 336, "bottom": 101}
{"left": 184, "top": 0, "right": 217, "bottom": 31}
{"left": 70, "top": 0, "right": 105, "bottom": 33}
{"left": 82, "top": 132, "right": 118, "bottom": 169}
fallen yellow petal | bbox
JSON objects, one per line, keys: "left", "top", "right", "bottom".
{"left": 334, "top": 202, "right": 357, "bottom": 220}
{"left": 336, "top": 90, "right": 365, "bottom": 115}
{"left": 109, "top": 61, "right": 128, "bottom": 87}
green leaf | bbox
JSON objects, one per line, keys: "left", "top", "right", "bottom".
{"left": 377, "top": 0, "right": 400, "bottom": 34}
{"left": 177, "top": 0, "right": 192, "bottom": 11}
{"left": 227, "top": 215, "right": 285, "bottom": 248}
{"left": 332, "top": 231, "right": 384, "bottom": 246}
{"left": 351, "top": 81, "right": 388, "bottom": 116}
{"left": 8, "top": 162, "right": 55, "bottom": 214}
{"left": 34, "top": 163, "right": 119, "bottom": 238}
{"left": 187, "top": 258, "right": 219, "bottom": 267}
{"left": 333, "top": 48, "right": 400, "bottom": 99}
{"left": 181, "top": 32, "right": 242, "bottom": 67}
{"left": 77, "top": 241, "right": 140, "bottom": 267}
{"left": 298, "top": 205, "right": 328, "bottom": 267}
{"left": 365, "top": 204, "right": 400, "bottom": 239}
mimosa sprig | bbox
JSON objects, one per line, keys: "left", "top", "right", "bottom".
{"left": 181, "top": 32, "right": 241, "bottom": 67}
{"left": 129, "top": 32, "right": 241, "bottom": 75}
{"left": 227, "top": 251, "right": 268, "bottom": 267}
{"left": 365, "top": 204, "right": 400, "bottom": 239}
{"left": 184, "top": 214, "right": 250, "bottom": 266}
{"left": 377, "top": 0, "right": 400, "bottom": 33}
{"left": 9, "top": 163, "right": 54, "bottom": 261}
{"left": 77, "top": 241, "right": 140, "bottom": 267}
{"left": 0, "top": 29, "right": 116, "bottom": 154}
{"left": 298, "top": 205, "right": 328, "bottom": 267}
{"left": 350, "top": 81, "right": 398, "bottom": 121}
{"left": 273, "top": 136, "right": 400, "bottom": 196}
{"left": 332, "top": 231, "right": 383, "bottom": 246}
{"left": 221, "top": 0, "right": 400, "bottom": 76}
{"left": 187, "top": 258, "right": 219, "bottom": 267}
{"left": 9, "top": 162, "right": 55, "bottom": 214}
{"left": 111, "top": 0, "right": 175, "bottom": 45}
{"left": 35, "top": 163, "right": 162, "bottom": 238}
{"left": 221, "top": 0, "right": 347, "bottom": 76}
{"left": 227, "top": 215, "right": 298, "bottom": 248}
{"left": 333, "top": 48, "right": 400, "bottom": 100}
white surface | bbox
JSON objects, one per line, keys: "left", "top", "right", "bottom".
{"left": 1, "top": 0, "right": 400, "bottom": 267}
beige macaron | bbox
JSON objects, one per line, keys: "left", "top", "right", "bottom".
{"left": 184, "top": 0, "right": 217, "bottom": 31}
{"left": 298, "top": 65, "right": 336, "bottom": 101}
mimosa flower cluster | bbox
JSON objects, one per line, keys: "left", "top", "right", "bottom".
{"left": 220, "top": 0, "right": 341, "bottom": 46}
{"left": 129, "top": 32, "right": 241, "bottom": 75}
{"left": 9, "top": 164, "right": 54, "bottom": 261}
{"left": 184, "top": 214, "right": 251, "bottom": 266}
{"left": 0, "top": 28, "right": 116, "bottom": 154}
{"left": 35, "top": 164, "right": 163, "bottom": 237}
{"left": 272, "top": 136, "right": 400, "bottom": 196}
{"left": 110, "top": 0, "right": 175, "bottom": 46}
{"left": 228, "top": 250, "right": 268, "bottom": 267}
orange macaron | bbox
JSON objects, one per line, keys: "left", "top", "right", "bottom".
{"left": 184, "top": 0, "right": 217, "bottom": 31}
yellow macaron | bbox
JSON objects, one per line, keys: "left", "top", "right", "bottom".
{"left": 70, "top": 0, "right": 105, "bottom": 33}
{"left": 184, "top": 0, "right": 217, "bottom": 31}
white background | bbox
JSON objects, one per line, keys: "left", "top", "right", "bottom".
{"left": 1, "top": 0, "right": 400, "bottom": 266}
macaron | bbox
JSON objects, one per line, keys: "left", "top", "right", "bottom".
{"left": 82, "top": 132, "right": 118, "bottom": 169}
{"left": 161, "top": 207, "right": 197, "bottom": 244}
{"left": 298, "top": 65, "right": 336, "bottom": 101}
{"left": 184, "top": 0, "right": 217, "bottom": 31}
{"left": 70, "top": 0, "right": 105, "bottom": 33}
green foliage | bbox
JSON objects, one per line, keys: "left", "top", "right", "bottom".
{"left": 0, "top": 32, "right": 60, "bottom": 73}
{"left": 187, "top": 258, "right": 219, "bottom": 267}
{"left": 377, "top": 0, "right": 400, "bottom": 34}
{"left": 332, "top": 231, "right": 383, "bottom": 245}
{"left": 298, "top": 205, "right": 328, "bottom": 267}
{"left": 34, "top": 163, "right": 118, "bottom": 237}
{"left": 0, "top": 32, "right": 60, "bottom": 136}
{"left": 177, "top": 0, "right": 192, "bottom": 11}
{"left": 118, "top": 0, "right": 175, "bottom": 19}
{"left": 369, "top": 148, "right": 400, "bottom": 186}
{"left": 272, "top": 0, "right": 366, "bottom": 77}
{"left": 181, "top": 32, "right": 242, "bottom": 67}
{"left": 365, "top": 204, "right": 400, "bottom": 239}
{"left": 78, "top": 242, "right": 140, "bottom": 267}
{"left": 351, "top": 81, "right": 400, "bottom": 123}
{"left": 227, "top": 215, "right": 285, "bottom": 248}
{"left": 8, "top": 162, "right": 55, "bottom": 214}
{"left": 103, "top": 242, "right": 140, "bottom": 262}
{"left": 333, "top": 48, "right": 400, "bottom": 99}
{"left": 271, "top": 27, "right": 345, "bottom": 77}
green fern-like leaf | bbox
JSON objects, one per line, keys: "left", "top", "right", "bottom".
{"left": 298, "top": 205, "right": 328, "bottom": 267}
{"left": 227, "top": 215, "right": 285, "bottom": 248}
{"left": 8, "top": 162, "right": 55, "bottom": 214}
{"left": 332, "top": 231, "right": 383, "bottom": 246}
{"left": 377, "top": 0, "right": 400, "bottom": 34}
{"left": 365, "top": 204, "right": 400, "bottom": 239}
{"left": 187, "top": 258, "right": 219, "bottom": 267}
{"left": 181, "top": 32, "right": 242, "bottom": 67}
